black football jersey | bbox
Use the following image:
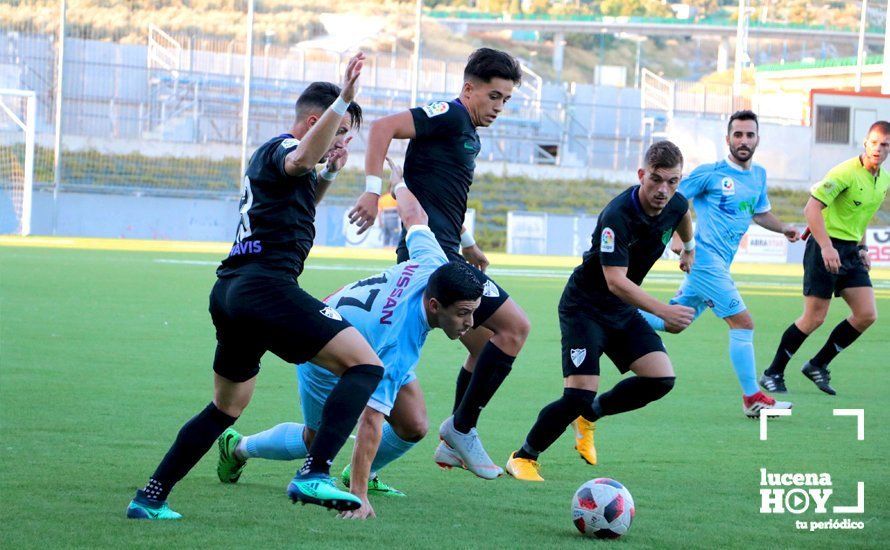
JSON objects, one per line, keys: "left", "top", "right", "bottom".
{"left": 396, "top": 98, "right": 481, "bottom": 261}
{"left": 562, "top": 185, "right": 689, "bottom": 323}
{"left": 217, "top": 134, "right": 318, "bottom": 281}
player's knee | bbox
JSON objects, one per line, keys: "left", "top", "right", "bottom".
{"left": 664, "top": 324, "right": 685, "bottom": 334}
{"left": 853, "top": 309, "right": 877, "bottom": 329}
{"left": 800, "top": 312, "right": 826, "bottom": 333}
{"left": 646, "top": 376, "right": 676, "bottom": 401}
{"left": 395, "top": 418, "right": 428, "bottom": 442}
{"left": 499, "top": 314, "right": 531, "bottom": 351}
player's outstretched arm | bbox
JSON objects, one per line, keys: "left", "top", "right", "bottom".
{"left": 349, "top": 111, "right": 417, "bottom": 234}
{"left": 753, "top": 211, "right": 800, "bottom": 242}
{"left": 386, "top": 157, "right": 428, "bottom": 229}
{"left": 339, "top": 407, "right": 384, "bottom": 520}
{"left": 285, "top": 52, "right": 364, "bottom": 176}
{"left": 803, "top": 197, "right": 841, "bottom": 273}
{"left": 602, "top": 265, "right": 695, "bottom": 331}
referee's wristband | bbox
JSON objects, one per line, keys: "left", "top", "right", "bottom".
{"left": 365, "top": 175, "right": 383, "bottom": 195}
{"left": 319, "top": 167, "right": 339, "bottom": 181}
{"left": 682, "top": 238, "right": 696, "bottom": 252}
{"left": 331, "top": 96, "right": 349, "bottom": 116}
{"left": 460, "top": 230, "right": 476, "bottom": 249}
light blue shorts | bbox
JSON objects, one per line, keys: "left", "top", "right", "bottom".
{"left": 669, "top": 267, "right": 747, "bottom": 320}
{"left": 296, "top": 362, "right": 417, "bottom": 430}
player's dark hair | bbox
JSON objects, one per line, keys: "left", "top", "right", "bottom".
{"left": 867, "top": 120, "right": 890, "bottom": 135}
{"left": 425, "top": 261, "right": 484, "bottom": 308}
{"left": 295, "top": 81, "right": 363, "bottom": 129}
{"left": 644, "top": 140, "right": 683, "bottom": 171}
{"left": 727, "top": 110, "right": 759, "bottom": 134}
{"left": 464, "top": 48, "right": 522, "bottom": 86}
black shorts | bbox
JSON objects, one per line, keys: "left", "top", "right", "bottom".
{"left": 803, "top": 237, "right": 872, "bottom": 299}
{"left": 559, "top": 306, "right": 666, "bottom": 377}
{"left": 209, "top": 275, "right": 351, "bottom": 382}
{"left": 396, "top": 247, "right": 510, "bottom": 328}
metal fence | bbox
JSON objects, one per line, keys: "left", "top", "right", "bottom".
{"left": 0, "top": 0, "right": 671, "bottom": 209}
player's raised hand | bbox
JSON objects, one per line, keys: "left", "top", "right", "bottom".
{"left": 340, "top": 52, "right": 365, "bottom": 103}
{"left": 385, "top": 156, "right": 404, "bottom": 194}
{"left": 782, "top": 224, "right": 801, "bottom": 243}
{"left": 821, "top": 245, "right": 841, "bottom": 274}
{"left": 349, "top": 192, "right": 379, "bottom": 234}
{"left": 326, "top": 136, "right": 352, "bottom": 172}
{"left": 338, "top": 498, "right": 376, "bottom": 520}
{"left": 660, "top": 303, "right": 695, "bottom": 332}
{"left": 462, "top": 244, "right": 490, "bottom": 272}
{"left": 679, "top": 248, "right": 695, "bottom": 273}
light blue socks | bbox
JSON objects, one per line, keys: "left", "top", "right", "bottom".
{"left": 729, "top": 329, "right": 759, "bottom": 396}
{"left": 243, "top": 422, "right": 308, "bottom": 460}
{"left": 369, "top": 423, "right": 416, "bottom": 474}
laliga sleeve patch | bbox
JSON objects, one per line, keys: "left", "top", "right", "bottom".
{"left": 422, "top": 101, "right": 450, "bottom": 118}
{"left": 280, "top": 138, "right": 300, "bottom": 149}
{"left": 601, "top": 227, "right": 615, "bottom": 253}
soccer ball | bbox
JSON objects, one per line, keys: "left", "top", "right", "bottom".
{"left": 571, "top": 478, "right": 635, "bottom": 539}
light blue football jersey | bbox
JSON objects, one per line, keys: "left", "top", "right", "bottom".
{"left": 299, "top": 226, "right": 448, "bottom": 412}
{"left": 679, "top": 159, "right": 771, "bottom": 268}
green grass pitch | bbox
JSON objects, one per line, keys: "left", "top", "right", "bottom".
{"left": 1, "top": 245, "right": 887, "bottom": 548}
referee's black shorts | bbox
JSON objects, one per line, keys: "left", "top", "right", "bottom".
{"left": 209, "top": 275, "right": 351, "bottom": 382}
{"left": 803, "top": 237, "right": 872, "bottom": 299}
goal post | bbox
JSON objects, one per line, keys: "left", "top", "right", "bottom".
{"left": 0, "top": 89, "right": 36, "bottom": 236}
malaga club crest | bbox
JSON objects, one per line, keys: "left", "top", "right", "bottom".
{"left": 319, "top": 306, "right": 342, "bottom": 321}
{"left": 570, "top": 348, "right": 587, "bottom": 367}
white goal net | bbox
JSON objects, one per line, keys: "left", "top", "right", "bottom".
{"left": 0, "top": 89, "right": 36, "bottom": 236}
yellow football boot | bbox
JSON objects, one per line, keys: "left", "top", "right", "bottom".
{"left": 571, "top": 417, "right": 597, "bottom": 465}
{"left": 505, "top": 451, "right": 544, "bottom": 482}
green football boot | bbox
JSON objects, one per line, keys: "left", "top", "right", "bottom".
{"left": 287, "top": 471, "right": 362, "bottom": 511}
{"left": 126, "top": 490, "right": 182, "bottom": 520}
{"left": 217, "top": 428, "right": 248, "bottom": 483}
{"left": 341, "top": 464, "right": 406, "bottom": 497}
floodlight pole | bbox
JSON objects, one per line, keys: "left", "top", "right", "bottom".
{"left": 882, "top": 0, "right": 889, "bottom": 94}
{"left": 240, "top": 0, "right": 255, "bottom": 180}
{"left": 51, "top": 0, "right": 67, "bottom": 235}
{"left": 855, "top": 0, "right": 868, "bottom": 92}
{"left": 410, "top": 0, "right": 422, "bottom": 108}
{"left": 733, "top": 0, "right": 748, "bottom": 101}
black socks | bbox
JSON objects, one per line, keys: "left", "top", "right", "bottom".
{"left": 453, "top": 342, "right": 515, "bottom": 433}
{"left": 766, "top": 323, "right": 809, "bottom": 375}
{"left": 145, "top": 402, "right": 237, "bottom": 501}
{"left": 452, "top": 367, "right": 473, "bottom": 414}
{"left": 590, "top": 377, "right": 675, "bottom": 420}
{"left": 517, "top": 388, "right": 596, "bottom": 460}
{"left": 303, "top": 363, "right": 383, "bottom": 475}
{"left": 810, "top": 319, "right": 861, "bottom": 368}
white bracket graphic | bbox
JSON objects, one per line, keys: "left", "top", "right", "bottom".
{"left": 833, "top": 409, "right": 865, "bottom": 440}
{"left": 759, "top": 409, "right": 792, "bottom": 440}
{"left": 833, "top": 482, "right": 865, "bottom": 513}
